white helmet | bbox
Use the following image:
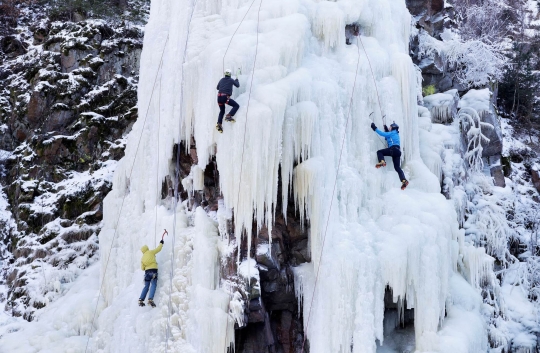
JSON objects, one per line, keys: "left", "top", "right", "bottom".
{"left": 224, "top": 69, "right": 232, "bottom": 77}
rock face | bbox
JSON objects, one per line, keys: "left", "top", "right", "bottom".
{"left": 407, "top": 1, "right": 456, "bottom": 93}
{"left": 458, "top": 89, "right": 503, "bottom": 159}
{"left": 491, "top": 166, "right": 506, "bottom": 188}
{"left": 531, "top": 169, "right": 540, "bottom": 194}
{"left": 479, "top": 111, "right": 504, "bottom": 158}
{"left": 406, "top": 0, "right": 444, "bottom": 16}
{"left": 236, "top": 209, "right": 309, "bottom": 353}
{"left": 0, "top": 11, "right": 145, "bottom": 320}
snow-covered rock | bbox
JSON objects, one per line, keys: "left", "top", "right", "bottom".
{"left": 423, "top": 89, "right": 459, "bottom": 124}
{"left": 459, "top": 88, "right": 503, "bottom": 158}
{"left": 0, "top": 6, "right": 146, "bottom": 320}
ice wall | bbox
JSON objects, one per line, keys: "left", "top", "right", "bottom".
{"left": 90, "top": 0, "right": 489, "bottom": 352}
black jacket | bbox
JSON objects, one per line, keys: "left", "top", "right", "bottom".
{"left": 216, "top": 77, "right": 240, "bottom": 95}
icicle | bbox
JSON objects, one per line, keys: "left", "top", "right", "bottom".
{"left": 17, "top": 0, "right": 498, "bottom": 352}
{"left": 192, "top": 165, "right": 204, "bottom": 191}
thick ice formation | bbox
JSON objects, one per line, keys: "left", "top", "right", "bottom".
{"left": 0, "top": 0, "right": 500, "bottom": 352}
{"left": 423, "top": 89, "right": 459, "bottom": 124}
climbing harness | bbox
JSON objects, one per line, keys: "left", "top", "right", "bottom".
{"left": 218, "top": 92, "right": 231, "bottom": 105}
{"left": 300, "top": 35, "right": 363, "bottom": 353}
{"left": 84, "top": 33, "right": 170, "bottom": 353}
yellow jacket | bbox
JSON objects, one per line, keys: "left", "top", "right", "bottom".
{"left": 140, "top": 243, "right": 163, "bottom": 271}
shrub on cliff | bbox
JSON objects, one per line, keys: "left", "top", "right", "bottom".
{"left": 0, "top": 0, "right": 35, "bottom": 34}
{"left": 47, "top": 0, "right": 120, "bottom": 21}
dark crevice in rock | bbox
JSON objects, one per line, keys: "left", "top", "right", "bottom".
{"left": 377, "top": 287, "right": 416, "bottom": 352}
{"left": 234, "top": 173, "right": 309, "bottom": 353}
{"left": 174, "top": 139, "right": 308, "bottom": 352}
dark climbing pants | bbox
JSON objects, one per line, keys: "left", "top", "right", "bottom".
{"left": 217, "top": 95, "right": 240, "bottom": 124}
{"left": 377, "top": 146, "right": 406, "bottom": 181}
{"left": 139, "top": 269, "right": 158, "bottom": 300}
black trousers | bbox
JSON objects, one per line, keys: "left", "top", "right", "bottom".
{"left": 217, "top": 95, "right": 239, "bottom": 124}
{"left": 377, "top": 146, "right": 406, "bottom": 181}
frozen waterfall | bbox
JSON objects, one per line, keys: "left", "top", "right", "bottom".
{"left": 95, "top": 0, "right": 491, "bottom": 351}
{"left": 0, "top": 0, "right": 496, "bottom": 352}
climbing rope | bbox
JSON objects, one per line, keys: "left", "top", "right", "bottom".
{"left": 222, "top": 0, "right": 259, "bottom": 73}
{"left": 359, "top": 36, "right": 386, "bottom": 126}
{"left": 154, "top": 76, "right": 162, "bottom": 248}
{"left": 369, "top": 112, "right": 388, "bottom": 147}
{"left": 300, "top": 36, "right": 363, "bottom": 353}
{"left": 233, "top": 0, "right": 263, "bottom": 237}
{"left": 83, "top": 32, "right": 170, "bottom": 353}
{"left": 165, "top": 0, "right": 199, "bottom": 349}
{"left": 219, "top": 0, "right": 264, "bottom": 351}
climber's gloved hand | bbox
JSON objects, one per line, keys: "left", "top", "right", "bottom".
{"left": 371, "top": 123, "right": 377, "bottom": 131}
{"left": 384, "top": 125, "right": 389, "bottom": 132}
{"left": 160, "top": 240, "right": 164, "bottom": 244}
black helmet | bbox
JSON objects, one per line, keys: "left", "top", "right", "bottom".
{"left": 390, "top": 122, "right": 399, "bottom": 131}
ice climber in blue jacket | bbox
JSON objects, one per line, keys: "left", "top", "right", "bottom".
{"left": 370, "top": 122, "right": 409, "bottom": 190}
{"left": 215, "top": 69, "right": 240, "bottom": 133}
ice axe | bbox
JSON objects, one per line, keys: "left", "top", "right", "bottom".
{"left": 162, "top": 229, "right": 168, "bottom": 242}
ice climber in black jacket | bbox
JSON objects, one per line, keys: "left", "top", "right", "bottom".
{"left": 216, "top": 69, "right": 240, "bottom": 133}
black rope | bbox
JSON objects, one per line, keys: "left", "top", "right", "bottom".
{"left": 222, "top": 0, "right": 259, "bottom": 73}
{"left": 300, "top": 37, "right": 363, "bottom": 353}
{"left": 166, "top": 0, "right": 199, "bottom": 349}
{"left": 222, "top": 0, "right": 264, "bottom": 350}
{"left": 83, "top": 33, "right": 170, "bottom": 353}
{"left": 359, "top": 35, "right": 386, "bottom": 126}
{"left": 154, "top": 76, "right": 162, "bottom": 249}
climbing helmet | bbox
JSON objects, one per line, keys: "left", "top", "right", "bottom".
{"left": 224, "top": 69, "right": 232, "bottom": 77}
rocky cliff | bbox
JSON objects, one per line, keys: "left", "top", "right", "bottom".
{"left": 0, "top": 3, "right": 146, "bottom": 320}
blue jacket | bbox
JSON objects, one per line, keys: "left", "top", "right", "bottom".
{"left": 375, "top": 129, "right": 400, "bottom": 148}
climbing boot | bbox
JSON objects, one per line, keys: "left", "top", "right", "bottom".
{"left": 401, "top": 180, "right": 409, "bottom": 190}
{"left": 375, "top": 161, "right": 387, "bottom": 169}
{"left": 138, "top": 299, "right": 145, "bottom": 307}
{"left": 225, "top": 114, "right": 236, "bottom": 123}
{"left": 216, "top": 124, "right": 223, "bottom": 133}
{"left": 148, "top": 299, "right": 156, "bottom": 308}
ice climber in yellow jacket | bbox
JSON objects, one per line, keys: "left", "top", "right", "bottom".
{"left": 138, "top": 230, "right": 167, "bottom": 307}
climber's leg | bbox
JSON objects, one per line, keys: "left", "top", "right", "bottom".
{"left": 139, "top": 280, "right": 150, "bottom": 301}
{"left": 391, "top": 149, "right": 406, "bottom": 182}
{"left": 217, "top": 95, "right": 227, "bottom": 124}
{"left": 225, "top": 98, "right": 239, "bottom": 122}
{"left": 148, "top": 271, "right": 158, "bottom": 300}
{"left": 376, "top": 148, "right": 392, "bottom": 168}
{"left": 227, "top": 98, "right": 239, "bottom": 117}
{"left": 376, "top": 149, "right": 386, "bottom": 163}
